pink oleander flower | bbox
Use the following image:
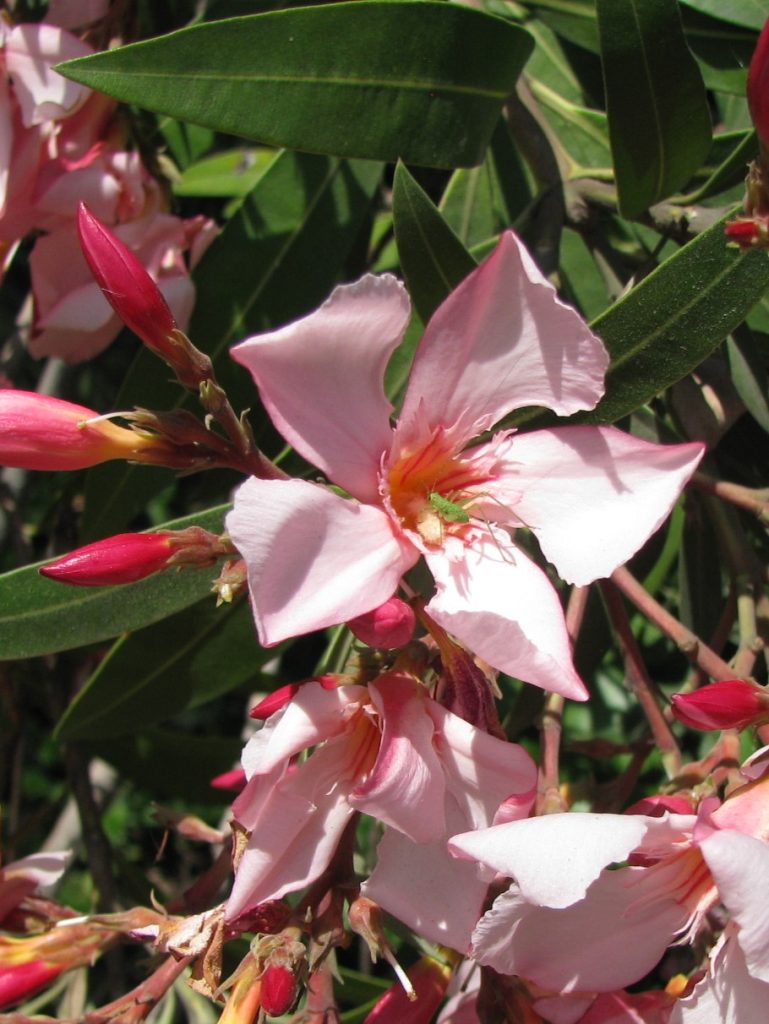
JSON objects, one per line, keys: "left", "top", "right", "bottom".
{"left": 226, "top": 671, "right": 537, "bottom": 950}
{"left": 671, "top": 679, "right": 769, "bottom": 732}
{"left": 226, "top": 231, "right": 704, "bottom": 699}
{"left": 449, "top": 769, "right": 769, "bottom": 998}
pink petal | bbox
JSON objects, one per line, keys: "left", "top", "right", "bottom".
{"left": 450, "top": 813, "right": 650, "bottom": 909}
{"left": 362, "top": 797, "right": 492, "bottom": 950}
{"left": 669, "top": 932, "right": 769, "bottom": 1024}
{"left": 427, "top": 701, "right": 537, "bottom": 829}
{"left": 227, "top": 737, "right": 359, "bottom": 918}
{"left": 700, "top": 830, "right": 769, "bottom": 983}
{"left": 470, "top": 872, "right": 687, "bottom": 992}
{"left": 226, "top": 478, "right": 419, "bottom": 646}
{"left": 231, "top": 275, "right": 410, "bottom": 503}
{"left": 425, "top": 534, "right": 588, "bottom": 700}
{"left": 0, "top": 76, "right": 11, "bottom": 218}
{"left": 6, "top": 25, "right": 92, "bottom": 126}
{"left": 240, "top": 681, "right": 367, "bottom": 779}
{"left": 711, "top": 774, "right": 769, "bottom": 838}
{"left": 45, "top": 0, "right": 110, "bottom": 29}
{"left": 497, "top": 426, "right": 704, "bottom": 586}
{"left": 398, "top": 231, "right": 608, "bottom": 444}
{"left": 351, "top": 674, "right": 445, "bottom": 843}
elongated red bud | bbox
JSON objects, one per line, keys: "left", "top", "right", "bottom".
{"left": 671, "top": 680, "right": 769, "bottom": 731}
{"left": 0, "top": 959, "right": 62, "bottom": 1010}
{"left": 749, "top": 17, "right": 769, "bottom": 149}
{"left": 724, "top": 216, "right": 769, "bottom": 249}
{"left": 39, "top": 527, "right": 229, "bottom": 587}
{"left": 347, "top": 597, "right": 416, "bottom": 649}
{"left": 77, "top": 203, "right": 213, "bottom": 389}
{"left": 0, "top": 391, "right": 161, "bottom": 471}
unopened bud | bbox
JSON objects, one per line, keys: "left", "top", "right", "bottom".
{"left": 261, "top": 964, "right": 298, "bottom": 1017}
{"left": 77, "top": 203, "right": 213, "bottom": 390}
{"left": 347, "top": 598, "right": 416, "bottom": 649}
{"left": 363, "top": 956, "right": 451, "bottom": 1024}
{"left": 249, "top": 676, "right": 341, "bottom": 720}
{"left": 39, "top": 527, "right": 229, "bottom": 587}
{"left": 671, "top": 680, "right": 769, "bottom": 732}
{"left": 724, "top": 216, "right": 769, "bottom": 249}
{"left": 748, "top": 17, "right": 769, "bottom": 151}
{"left": 0, "top": 391, "right": 163, "bottom": 471}
{"left": 0, "top": 958, "right": 63, "bottom": 1010}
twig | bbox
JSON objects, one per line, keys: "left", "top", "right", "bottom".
{"left": 611, "top": 566, "right": 740, "bottom": 681}
{"left": 690, "top": 471, "right": 769, "bottom": 524}
{"left": 600, "top": 581, "right": 681, "bottom": 779}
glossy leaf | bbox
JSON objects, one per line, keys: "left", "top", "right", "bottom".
{"left": 392, "top": 162, "right": 477, "bottom": 324}
{"left": 726, "top": 326, "right": 769, "bottom": 435}
{"left": 596, "top": 0, "right": 712, "bottom": 217}
{"left": 679, "top": 0, "right": 766, "bottom": 30}
{"left": 585, "top": 211, "right": 769, "bottom": 424}
{"left": 55, "top": 599, "right": 272, "bottom": 742}
{"left": 82, "top": 151, "right": 381, "bottom": 540}
{"left": 57, "top": 2, "right": 534, "bottom": 168}
{"left": 0, "top": 506, "right": 228, "bottom": 660}
{"left": 173, "top": 147, "right": 274, "bottom": 197}
{"left": 440, "top": 120, "right": 533, "bottom": 248}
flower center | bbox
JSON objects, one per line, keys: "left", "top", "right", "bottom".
{"left": 385, "top": 429, "right": 494, "bottom": 546}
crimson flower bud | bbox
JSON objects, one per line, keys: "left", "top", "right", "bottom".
{"left": 0, "top": 391, "right": 162, "bottom": 471}
{"left": 39, "top": 526, "right": 228, "bottom": 588}
{"left": 77, "top": 203, "right": 213, "bottom": 390}
{"left": 363, "top": 956, "right": 451, "bottom": 1024}
{"left": 724, "top": 216, "right": 769, "bottom": 249}
{"left": 748, "top": 17, "right": 769, "bottom": 150}
{"left": 671, "top": 680, "right": 769, "bottom": 732}
{"left": 260, "top": 963, "right": 298, "bottom": 1017}
{"left": 0, "top": 959, "right": 62, "bottom": 1010}
{"left": 210, "top": 767, "right": 247, "bottom": 792}
{"left": 347, "top": 597, "right": 416, "bottom": 649}
{"left": 248, "top": 676, "right": 340, "bottom": 720}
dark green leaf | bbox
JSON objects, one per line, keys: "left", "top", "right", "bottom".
{"left": 0, "top": 506, "right": 228, "bottom": 660}
{"left": 727, "top": 325, "right": 769, "bottom": 434}
{"left": 596, "top": 0, "right": 712, "bottom": 217}
{"left": 82, "top": 151, "right": 381, "bottom": 539}
{"left": 85, "top": 729, "right": 242, "bottom": 804}
{"left": 679, "top": 0, "right": 766, "bottom": 31}
{"left": 679, "top": 130, "right": 757, "bottom": 203}
{"left": 586, "top": 211, "right": 769, "bottom": 423}
{"left": 57, "top": 2, "right": 534, "bottom": 168}
{"left": 440, "top": 120, "right": 534, "bottom": 248}
{"left": 55, "top": 598, "right": 271, "bottom": 741}
{"left": 392, "top": 162, "right": 477, "bottom": 324}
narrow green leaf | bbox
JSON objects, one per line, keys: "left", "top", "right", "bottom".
{"left": 522, "top": 1, "right": 600, "bottom": 53}
{"left": 55, "top": 599, "right": 271, "bottom": 742}
{"left": 586, "top": 211, "right": 769, "bottom": 423}
{"left": 84, "top": 729, "right": 242, "bottom": 804}
{"left": 57, "top": 2, "right": 534, "bottom": 169}
{"left": 679, "top": 0, "right": 766, "bottom": 31}
{"left": 679, "top": 130, "right": 756, "bottom": 204}
{"left": 173, "top": 147, "right": 274, "bottom": 197}
{"left": 596, "top": 0, "right": 712, "bottom": 217}
{"left": 82, "top": 151, "right": 381, "bottom": 539}
{"left": 392, "top": 162, "right": 477, "bottom": 324}
{"left": 0, "top": 506, "right": 228, "bottom": 660}
{"left": 726, "top": 325, "right": 769, "bottom": 435}
{"left": 440, "top": 119, "right": 534, "bottom": 248}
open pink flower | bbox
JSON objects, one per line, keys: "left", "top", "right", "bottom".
{"left": 227, "top": 232, "right": 703, "bottom": 698}
{"left": 225, "top": 672, "right": 536, "bottom": 950}
{"left": 449, "top": 770, "right": 769, "bottom": 996}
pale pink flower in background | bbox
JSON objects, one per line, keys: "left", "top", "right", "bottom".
{"left": 226, "top": 671, "right": 536, "bottom": 951}
{"left": 227, "top": 231, "right": 704, "bottom": 697}
{"left": 28, "top": 211, "right": 216, "bottom": 362}
{"left": 0, "top": 851, "right": 71, "bottom": 925}
{"left": 449, "top": 770, "right": 769, "bottom": 996}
